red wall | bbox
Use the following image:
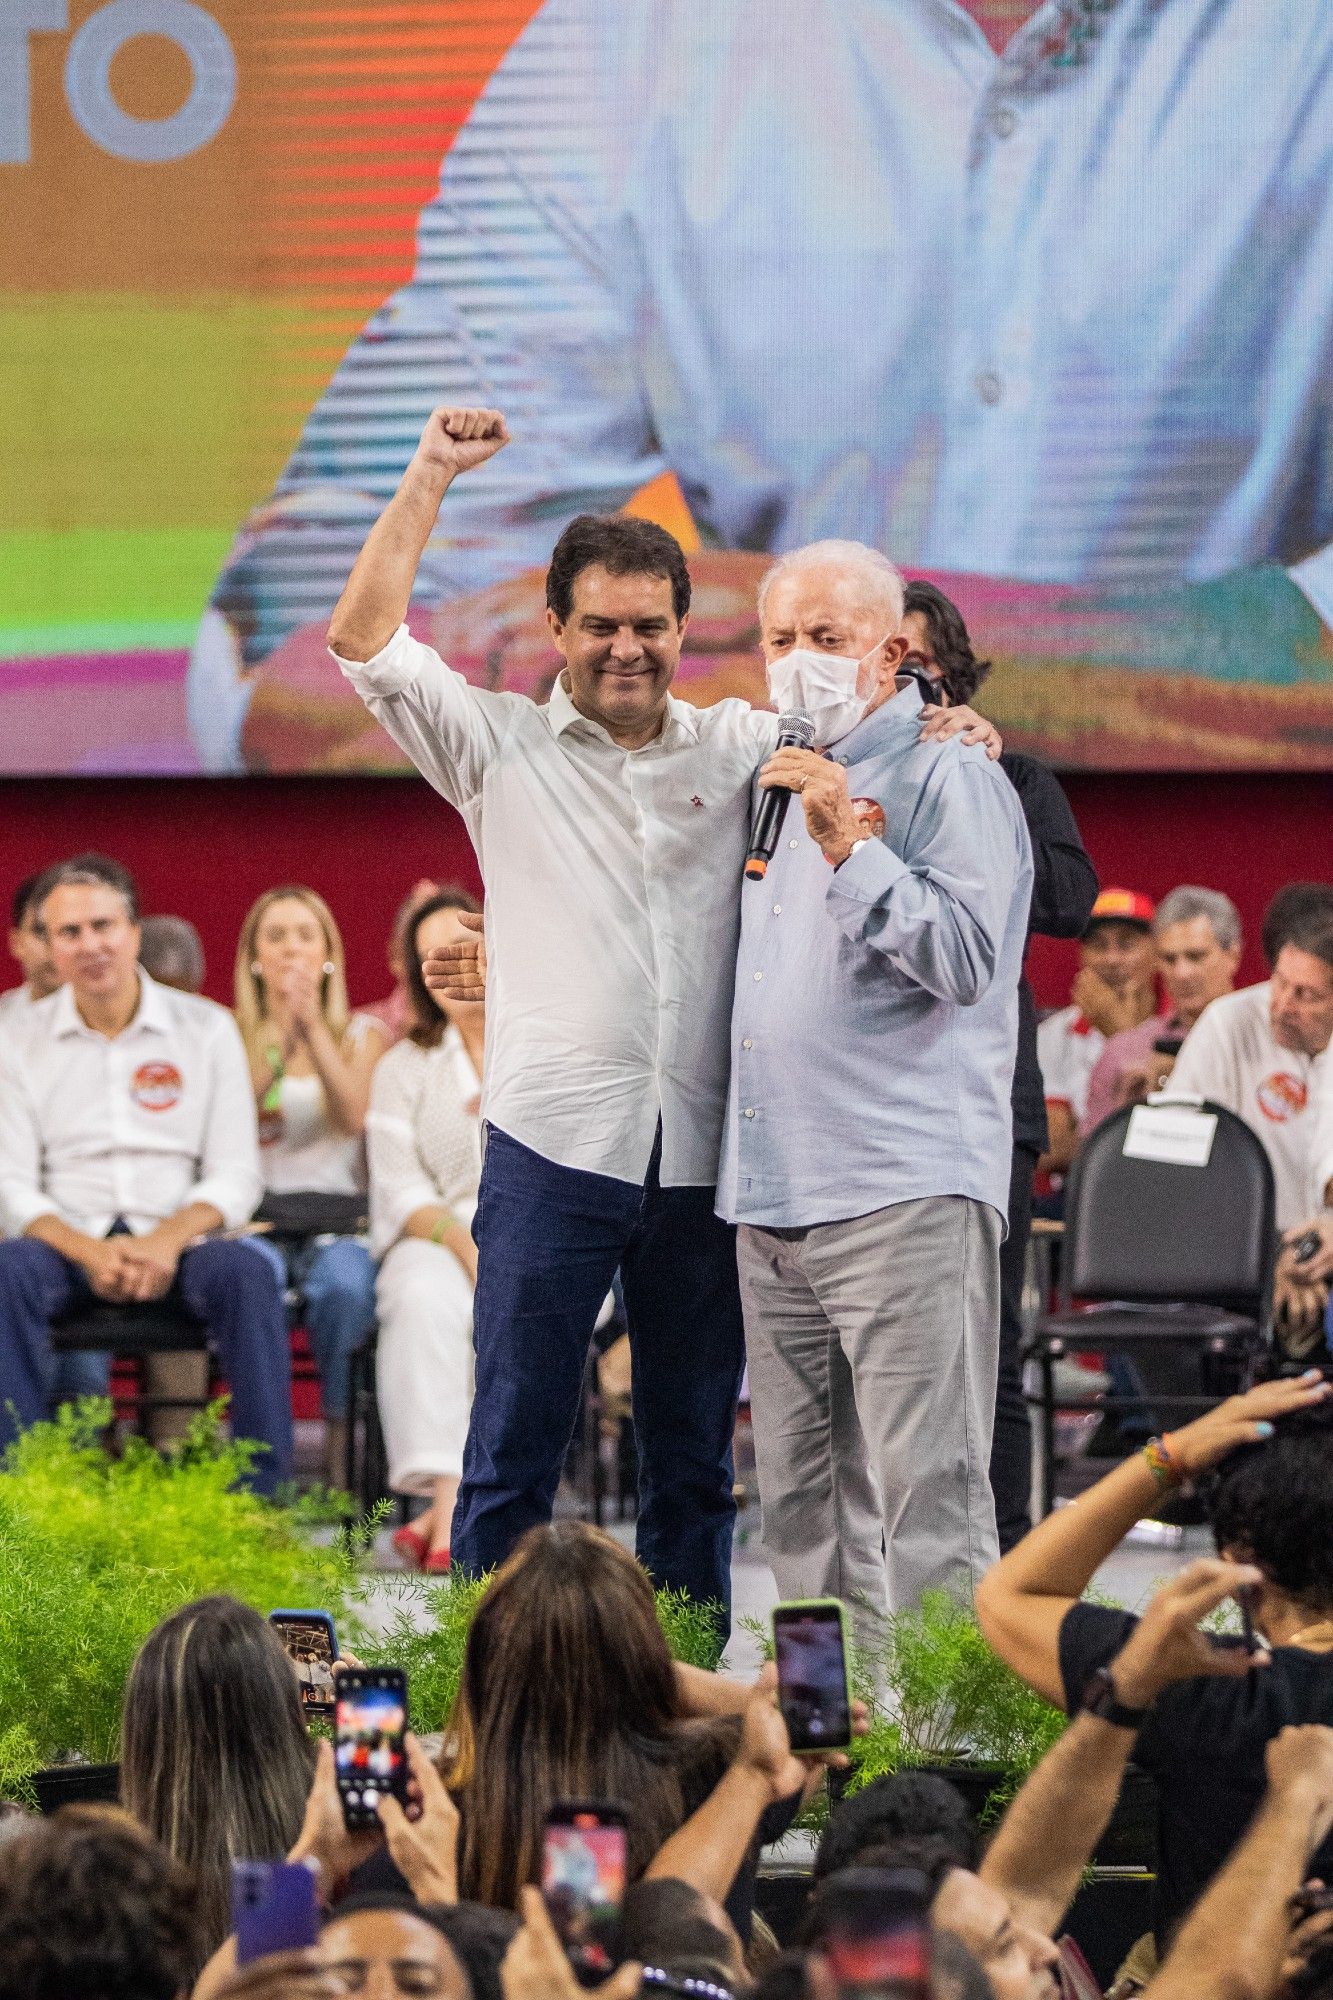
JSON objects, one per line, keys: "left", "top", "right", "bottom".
{"left": 2, "top": 773, "right": 1326, "bottom": 1013}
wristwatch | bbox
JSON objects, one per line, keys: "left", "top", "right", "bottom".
{"left": 1081, "top": 1665, "right": 1150, "bottom": 1730}
{"left": 835, "top": 837, "right": 869, "bottom": 869}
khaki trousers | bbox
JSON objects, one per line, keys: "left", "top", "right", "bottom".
{"left": 738, "top": 1195, "right": 1001, "bottom": 1636}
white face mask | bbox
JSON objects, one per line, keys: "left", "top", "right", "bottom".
{"left": 766, "top": 643, "right": 881, "bottom": 746}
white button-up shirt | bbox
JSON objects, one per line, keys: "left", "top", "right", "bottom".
{"left": 202, "top": 0, "right": 1333, "bottom": 698}
{"left": 335, "top": 626, "right": 778, "bottom": 1186}
{"left": 1170, "top": 983, "right": 1327, "bottom": 1229}
{"left": 0, "top": 970, "right": 263, "bottom": 1239}
{"left": 0, "top": 985, "right": 40, "bottom": 1032}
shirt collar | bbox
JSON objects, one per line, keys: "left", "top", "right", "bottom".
{"left": 52, "top": 966, "right": 171, "bottom": 1040}
{"left": 546, "top": 672, "right": 701, "bottom": 745}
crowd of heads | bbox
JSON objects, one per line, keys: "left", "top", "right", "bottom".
{"left": 6, "top": 856, "right": 476, "bottom": 1050}
{"left": 2, "top": 1389, "right": 1333, "bottom": 1999}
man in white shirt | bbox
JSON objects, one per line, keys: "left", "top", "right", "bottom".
{"left": 0, "top": 862, "right": 293, "bottom": 1492}
{"left": 326, "top": 406, "right": 780, "bottom": 1621}
{"left": 192, "top": 0, "right": 1333, "bottom": 774}
{"left": 1036, "top": 889, "right": 1158, "bottom": 1174}
{"left": 1170, "top": 907, "right": 1333, "bottom": 1349}
{"left": 0, "top": 872, "right": 60, "bottom": 1027}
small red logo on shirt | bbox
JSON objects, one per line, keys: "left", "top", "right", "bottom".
{"left": 1256, "top": 1072, "right": 1307, "bottom": 1123}
{"left": 131, "top": 1061, "right": 183, "bottom": 1113}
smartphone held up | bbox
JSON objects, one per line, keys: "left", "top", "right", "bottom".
{"left": 542, "top": 1800, "right": 628, "bottom": 1986}
{"left": 334, "top": 1666, "right": 409, "bottom": 1830}
{"left": 268, "top": 1608, "right": 340, "bottom": 1720}
{"left": 773, "top": 1599, "right": 852, "bottom": 1753}
{"left": 232, "top": 1859, "right": 320, "bottom": 1964}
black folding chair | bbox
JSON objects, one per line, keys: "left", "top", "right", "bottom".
{"left": 1025, "top": 1096, "right": 1275, "bottom": 1516}
{"left": 345, "top": 1329, "right": 394, "bottom": 1517}
{"left": 51, "top": 1298, "right": 215, "bottom": 1435}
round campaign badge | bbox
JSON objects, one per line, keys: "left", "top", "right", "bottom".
{"left": 131, "top": 1061, "right": 184, "bottom": 1113}
{"left": 851, "top": 797, "right": 887, "bottom": 839}
{"left": 1256, "top": 1071, "right": 1307, "bottom": 1123}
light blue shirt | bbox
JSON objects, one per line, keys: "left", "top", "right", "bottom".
{"left": 717, "top": 687, "right": 1034, "bottom": 1230}
{"left": 202, "top": 0, "right": 1333, "bottom": 690}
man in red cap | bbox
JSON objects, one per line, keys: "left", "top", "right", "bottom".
{"left": 1080, "top": 887, "right": 1243, "bottom": 1136}
{"left": 1036, "top": 888, "right": 1158, "bottom": 1178}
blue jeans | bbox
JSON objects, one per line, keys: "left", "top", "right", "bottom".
{"left": 453, "top": 1126, "right": 746, "bottom": 1631}
{"left": 247, "top": 1235, "right": 376, "bottom": 1420}
{"left": 0, "top": 1236, "right": 294, "bottom": 1494}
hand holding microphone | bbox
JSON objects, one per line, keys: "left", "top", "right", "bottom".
{"left": 752, "top": 720, "right": 870, "bottom": 873}
{"left": 745, "top": 711, "right": 816, "bottom": 880}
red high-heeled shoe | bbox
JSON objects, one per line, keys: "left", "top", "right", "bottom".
{"left": 423, "top": 1546, "right": 451, "bottom": 1575}
{"left": 391, "top": 1522, "right": 429, "bottom": 1569}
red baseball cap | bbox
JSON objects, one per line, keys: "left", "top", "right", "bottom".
{"left": 1088, "top": 887, "right": 1155, "bottom": 927}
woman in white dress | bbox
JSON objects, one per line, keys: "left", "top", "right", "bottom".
{"left": 234, "top": 886, "right": 386, "bottom": 1482}
{"left": 366, "top": 888, "right": 484, "bottom": 1570}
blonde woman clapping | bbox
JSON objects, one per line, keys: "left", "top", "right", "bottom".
{"left": 235, "top": 886, "right": 386, "bottom": 1481}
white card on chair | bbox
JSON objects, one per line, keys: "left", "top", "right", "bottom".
{"left": 1122, "top": 1103, "right": 1218, "bottom": 1168}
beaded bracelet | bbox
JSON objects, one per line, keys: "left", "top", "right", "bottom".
{"left": 1142, "top": 1433, "right": 1183, "bottom": 1489}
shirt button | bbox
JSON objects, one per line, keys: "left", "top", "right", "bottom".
{"left": 788, "top": 838, "right": 798, "bottom": 849}
{"left": 772, "top": 903, "right": 782, "bottom": 915}
{"left": 753, "top": 971, "right": 763, "bottom": 982}
{"left": 976, "top": 369, "right": 1003, "bottom": 406}
{"left": 741, "top": 1038, "right": 753, "bottom": 1050}
{"left": 742, "top": 1107, "right": 756, "bottom": 1119}
{"left": 991, "top": 104, "right": 1016, "bottom": 138}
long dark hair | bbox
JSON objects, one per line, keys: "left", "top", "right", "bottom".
{"left": 901, "top": 580, "right": 993, "bottom": 707}
{"left": 405, "top": 888, "right": 483, "bottom": 1049}
{"left": 120, "top": 1596, "right": 314, "bottom": 1971}
{"left": 443, "top": 1523, "right": 732, "bottom": 1908}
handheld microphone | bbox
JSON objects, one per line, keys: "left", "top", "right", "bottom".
{"left": 745, "top": 709, "right": 816, "bottom": 882}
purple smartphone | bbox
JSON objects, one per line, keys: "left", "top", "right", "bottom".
{"left": 232, "top": 1859, "right": 321, "bottom": 1964}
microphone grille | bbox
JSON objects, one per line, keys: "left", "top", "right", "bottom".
{"left": 780, "top": 709, "right": 816, "bottom": 748}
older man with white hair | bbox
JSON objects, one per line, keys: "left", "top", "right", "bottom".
{"left": 718, "top": 540, "right": 1033, "bottom": 1620}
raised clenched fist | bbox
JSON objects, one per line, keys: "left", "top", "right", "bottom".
{"left": 414, "top": 406, "right": 510, "bottom": 480}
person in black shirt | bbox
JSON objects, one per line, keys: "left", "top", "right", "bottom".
{"left": 976, "top": 1374, "right": 1333, "bottom": 1947}
{"left": 901, "top": 583, "right": 1099, "bottom": 1550}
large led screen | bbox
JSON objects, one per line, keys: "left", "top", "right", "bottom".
{"left": 3, "top": 0, "right": 1332, "bottom": 774}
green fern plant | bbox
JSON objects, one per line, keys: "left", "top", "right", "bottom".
{"left": 0, "top": 1401, "right": 374, "bottom": 1798}
{"left": 0, "top": 1403, "right": 729, "bottom": 1799}
{"left": 849, "top": 1590, "right": 1064, "bottom": 1802}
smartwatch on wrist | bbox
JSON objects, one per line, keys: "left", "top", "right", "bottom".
{"left": 1081, "top": 1665, "right": 1150, "bottom": 1730}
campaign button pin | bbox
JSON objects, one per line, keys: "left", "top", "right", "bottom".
{"left": 132, "top": 1061, "right": 183, "bottom": 1113}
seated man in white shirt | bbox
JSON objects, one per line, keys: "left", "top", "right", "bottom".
{"left": 0, "top": 860, "right": 293, "bottom": 1492}
{"left": 1170, "top": 901, "right": 1333, "bottom": 1350}
{"left": 0, "top": 872, "right": 61, "bottom": 1026}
